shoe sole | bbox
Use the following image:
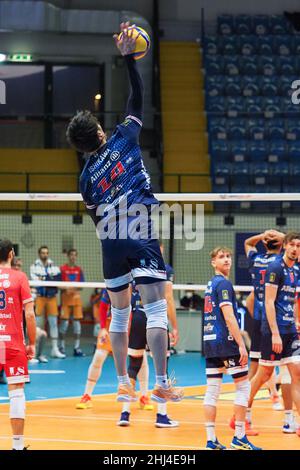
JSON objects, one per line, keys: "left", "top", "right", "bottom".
{"left": 155, "top": 422, "right": 179, "bottom": 428}
{"left": 117, "top": 421, "right": 130, "bottom": 426}
{"left": 140, "top": 404, "right": 154, "bottom": 411}
{"left": 151, "top": 394, "right": 183, "bottom": 403}
{"left": 283, "top": 429, "right": 296, "bottom": 433}
{"left": 116, "top": 395, "right": 138, "bottom": 402}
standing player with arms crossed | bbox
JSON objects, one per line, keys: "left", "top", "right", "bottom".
{"left": 246, "top": 232, "right": 300, "bottom": 436}
{"left": 0, "top": 239, "right": 36, "bottom": 450}
{"left": 203, "top": 246, "right": 261, "bottom": 450}
{"left": 67, "top": 23, "right": 183, "bottom": 404}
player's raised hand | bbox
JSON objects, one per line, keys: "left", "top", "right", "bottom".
{"left": 272, "top": 333, "right": 283, "bottom": 354}
{"left": 113, "top": 22, "right": 139, "bottom": 56}
{"left": 239, "top": 343, "right": 248, "bottom": 367}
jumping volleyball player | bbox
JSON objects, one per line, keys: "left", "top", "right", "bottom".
{"left": 203, "top": 247, "right": 261, "bottom": 450}
{"left": 66, "top": 23, "right": 183, "bottom": 403}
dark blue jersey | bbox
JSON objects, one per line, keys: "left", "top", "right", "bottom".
{"left": 79, "top": 116, "right": 158, "bottom": 227}
{"left": 248, "top": 250, "right": 279, "bottom": 303}
{"left": 203, "top": 275, "right": 240, "bottom": 358}
{"left": 261, "top": 258, "right": 298, "bottom": 335}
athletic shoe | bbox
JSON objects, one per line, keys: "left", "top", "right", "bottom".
{"left": 51, "top": 348, "right": 66, "bottom": 359}
{"left": 151, "top": 380, "right": 184, "bottom": 403}
{"left": 155, "top": 414, "right": 179, "bottom": 428}
{"left": 12, "top": 446, "right": 29, "bottom": 451}
{"left": 283, "top": 422, "right": 298, "bottom": 433}
{"left": 38, "top": 355, "right": 48, "bottom": 363}
{"left": 229, "top": 416, "right": 259, "bottom": 436}
{"left": 76, "top": 394, "right": 93, "bottom": 409}
{"left": 117, "top": 383, "right": 138, "bottom": 402}
{"left": 117, "top": 411, "right": 130, "bottom": 426}
{"left": 139, "top": 395, "right": 154, "bottom": 411}
{"left": 272, "top": 401, "right": 284, "bottom": 411}
{"left": 206, "top": 438, "right": 226, "bottom": 450}
{"left": 29, "top": 358, "right": 39, "bottom": 364}
{"left": 59, "top": 346, "right": 66, "bottom": 355}
{"left": 230, "top": 435, "right": 262, "bottom": 451}
{"left": 74, "top": 348, "right": 86, "bottom": 357}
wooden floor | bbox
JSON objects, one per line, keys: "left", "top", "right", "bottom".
{"left": 0, "top": 384, "right": 299, "bottom": 450}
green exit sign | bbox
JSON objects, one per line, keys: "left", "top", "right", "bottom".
{"left": 7, "top": 54, "right": 32, "bottom": 62}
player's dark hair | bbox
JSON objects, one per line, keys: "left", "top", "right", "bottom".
{"left": 284, "top": 232, "right": 300, "bottom": 245}
{"left": 38, "top": 245, "right": 49, "bottom": 254}
{"left": 68, "top": 248, "right": 77, "bottom": 256}
{"left": 0, "top": 239, "right": 14, "bottom": 262}
{"left": 66, "top": 110, "right": 101, "bottom": 153}
{"left": 266, "top": 240, "right": 281, "bottom": 250}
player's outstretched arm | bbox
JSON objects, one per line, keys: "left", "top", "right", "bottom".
{"left": 114, "top": 22, "right": 144, "bottom": 121}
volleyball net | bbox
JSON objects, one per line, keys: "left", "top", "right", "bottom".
{"left": 0, "top": 191, "right": 299, "bottom": 306}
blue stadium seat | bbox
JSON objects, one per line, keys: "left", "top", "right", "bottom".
{"left": 288, "top": 142, "right": 300, "bottom": 161}
{"left": 218, "top": 15, "right": 234, "bottom": 35}
{"left": 214, "top": 162, "right": 232, "bottom": 176}
{"left": 281, "top": 97, "right": 299, "bottom": 114}
{"left": 250, "top": 161, "right": 269, "bottom": 176}
{"left": 224, "top": 57, "right": 240, "bottom": 75}
{"left": 283, "top": 184, "right": 298, "bottom": 193}
{"left": 213, "top": 183, "right": 230, "bottom": 193}
{"left": 266, "top": 118, "right": 285, "bottom": 139}
{"left": 240, "top": 56, "right": 258, "bottom": 75}
{"left": 235, "top": 15, "right": 252, "bottom": 35}
{"left": 225, "top": 77, "right": 242, "bottom": 96}
{"left": 273, "top": 35, "right": 294, "bottom": 55}
{"left": 248, "top": 122, "right": 265, "bottom": 140}
{"left": 270, "top": 15, "right": 291, "bottom": 35}
{"left": 206, "top": 76, "right": 224, "bottom": 97}
{"left": 253, "top": 15, "right": 270, "bottom": 35}
{"left": 206, "top": 96, "right": 226, "bottom": 113}
{"left": 232, "top": 162, "right": 251, "bottom": 185}
{"left": 278, "top": 56, "right": 297, "bottom": 76}
{"left": 288, "top": 162, "right": 300, "bottom": 185}
{"left": 270, "top": 162, "right": 289, "bottom": 186}
{"left": 239, "top": 35, "right": 258, "bottom": 56}
{"left": 257, "top": 36, "right": 273, "bottom": 55}
{"left": 222, "top": 36, "right": 238, "bottom": 55}
{"left": 231, "top": 140, "right": 248, "bottom": 162}
{"left": 259, "top": 56, "right": 276, "bottom": 76}
{"left": 227, "top": 119, "right": 247, "bottom": 139}
{"left": 205, "top": 56, "right": 224, "bottom": 74}
{"left": 209, "top": 122, "right": 227, "bottom": 140}
{"left": 286, "top": 119, "right": 300, "bottom": 141}
{"left": 248, "top": 141, "right": 268, "bottom": 161}
{"left": 263, "top": 97, "right": 281, "bottom": 113}
{"left": 204, "top": 36, "right": 219, "bottom": 55}
{"left": 227, "top": 97, "right": 245, "bottom": 113}
{"left": 231, "top": 184, "right": 252, "bottom": 193}
{"left": 260, "top": 77, "right": 278, "bottom": 96}
{"left": 242, "top": 77, "right": 260, "bottom": 96}
{"left": 211, "top": 140, "right": 231, "bottom": 161}
{"left": 268, "top": 140, "right": 287, "bottom": 162}
{"left": 245, "top": 97, "right": 263, "bottom": 113}
{"left": 279, "top": 76, "right": 297, "bottom": 97}
{"left": 293, "top": 36, "right": 300, "bottom": 55}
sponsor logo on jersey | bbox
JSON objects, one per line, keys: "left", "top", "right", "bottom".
{"left": 3, "top": 280, "right": 10, "bottom": 288}
{"left": 0, "top": 313, "right": 11, "bottom": 319}
{"left": 111, "top": 151, "right": 120, "bottom": 161}
{"left": 203, "top": 334, "right": 216, "bottom": 341}
{"left": 204, "top": 323, "right": 214, "bottom": 333}
{"left": 269, "top": 273, "right": 276, "bottom": 283}
{"left": 0, "top": 324, "right": 6, "bottom": 331}
{"left": 222, "top": 290, "right": 229, "bottom": 300}
{"left": 9, "top": 366, "right": 25, "bottom": 376}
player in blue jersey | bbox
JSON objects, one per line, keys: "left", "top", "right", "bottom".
{"left": 118, "top": 244, "right": 179, "bottom": 427}
{"left": 246, "top": 232, "right": 300, "bottom": 437}
{"left": 203, "top": 246, "right": 261, "bottom": 450}
{"left": 245, "top": 230, "right": 285, "bottom": 409}
{"left": 66, "top": 23, "right": 183, "bottom": 404}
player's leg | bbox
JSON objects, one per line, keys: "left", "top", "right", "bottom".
{"left": 36, "top": 327, "right": 48, "bottom": 363}
{"left": 48, "top": 298, "right": 66, "bottom": 358}
{"left": 73, "top": 303, "right": 85, "bottom": 356}
{"left": 279, "top": 366, "right": 296, "bottom": 433}
{"left": 59, "top": 303, "right": 70, "bottom": 355}
{"left": 228, "top": 361, "right": 262, "bottom": 450}
{"left": 266, "top": 369, "right": 283, "bottom": 410}
{"left": 203, "top": 358, "right": 225, "bottom": 450}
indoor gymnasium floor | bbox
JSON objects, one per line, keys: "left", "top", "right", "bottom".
{"left": 0, "top": 351, "right": 299, "bottom": 450}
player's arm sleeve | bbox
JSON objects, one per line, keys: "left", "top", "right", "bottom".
{"left": 265, "top": 263, "right": 282, "bottom": 287}
{"left": 124, "top": 55, "right": 144, "bottom": 121}
{"left": 80, "top": 270, "right": 85, "bottom": 282}
{"left": 247, "top": 250, "right": 258, "bottom": 268}
{"left": 215, "top": 280, "right": 234, "bottom": 308}
{"left": 20, "top": 273, "right": 34, "bottom": 305}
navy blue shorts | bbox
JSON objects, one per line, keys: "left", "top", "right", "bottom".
{"left": 260, "top": 332, "right": 300, "bottom": 366}
{"left": 206, "top": 356, "right": 248, "bottom": 379}
{"left": 250, "top": 319, "right": 262, "bottom": 360}
{"left": 102, "top": 237, "right": 166, "bottom": 291}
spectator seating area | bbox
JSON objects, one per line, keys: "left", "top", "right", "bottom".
{"left": 203, "top": 14, "right": 300, "bottom": 207}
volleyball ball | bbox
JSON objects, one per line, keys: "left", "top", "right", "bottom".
{"left": 118, "top": 26, "right": 150, "bottom": 60}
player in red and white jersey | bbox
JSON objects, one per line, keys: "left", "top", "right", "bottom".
{"left": 0, "top": 239, "right": 36, "bottom": 450}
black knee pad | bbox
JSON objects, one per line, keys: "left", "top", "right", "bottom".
{"left": 128, "top": 355, "right": 143, "bottom": 380}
